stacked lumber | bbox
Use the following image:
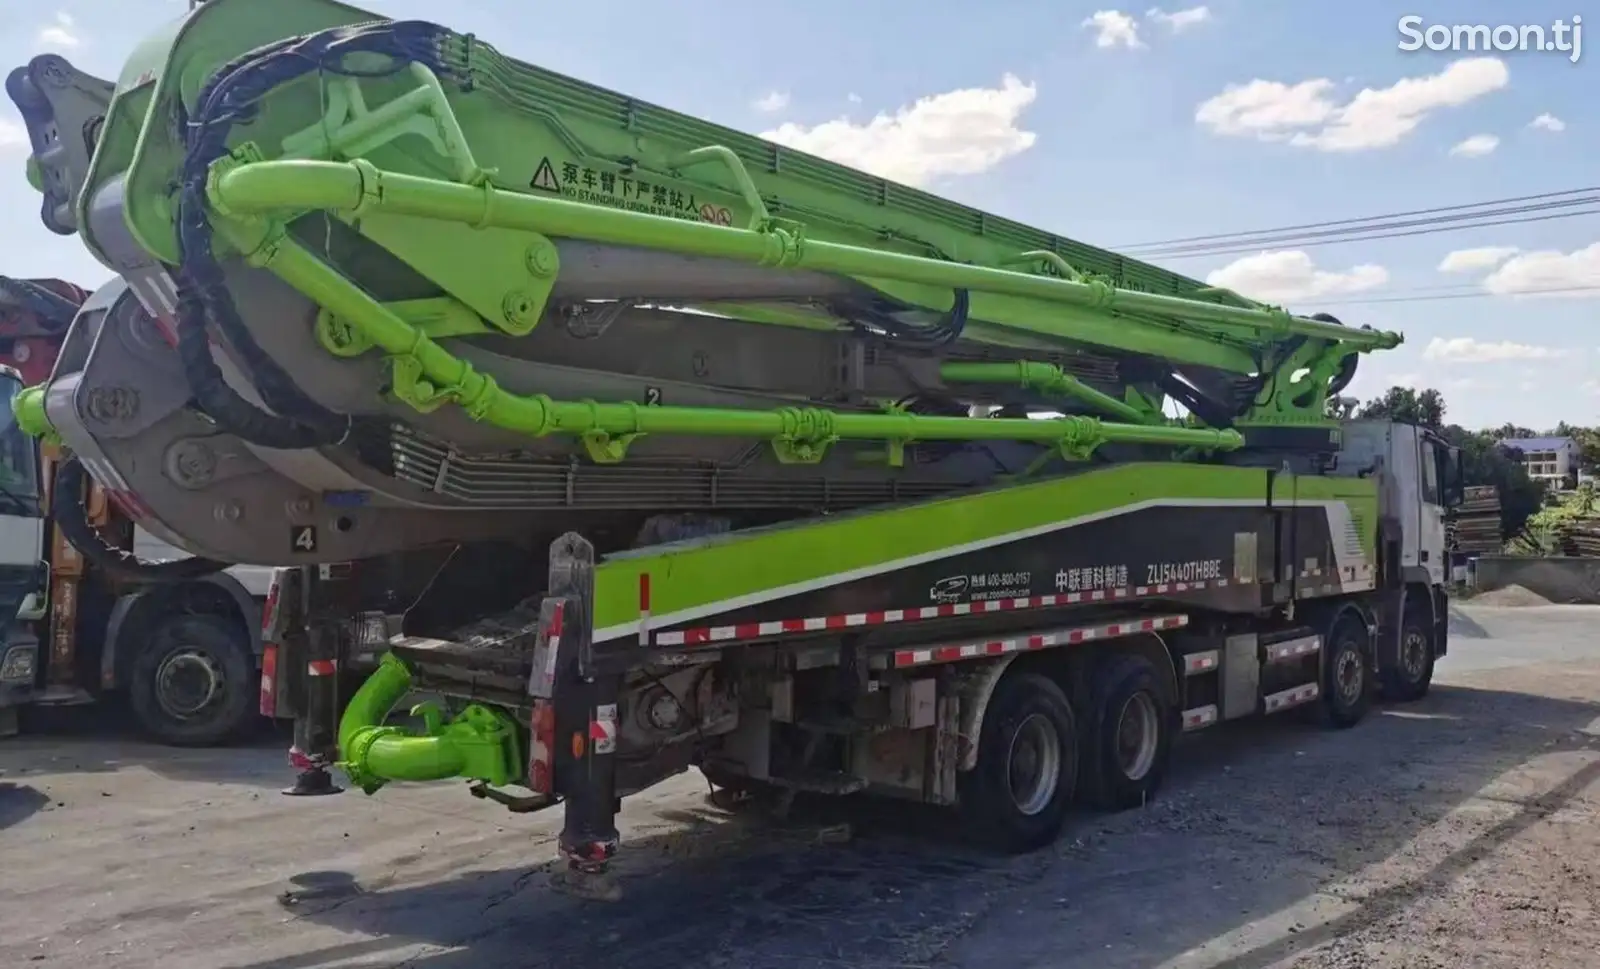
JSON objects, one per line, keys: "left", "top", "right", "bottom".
{"left": 1561, "top": 520, "right": 1600, "bottom": 557}
{"left": 1448, "top": 485, "right": 1503, "bottom": 554}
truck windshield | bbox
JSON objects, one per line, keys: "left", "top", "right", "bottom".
{"left": 0, "top": 374, "right": 40, "bottom": 515}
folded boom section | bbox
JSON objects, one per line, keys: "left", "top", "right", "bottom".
{"left": 7, "top": 0, "right": 1399, "bottom": 569}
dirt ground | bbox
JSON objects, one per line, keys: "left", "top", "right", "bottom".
{"left": 2, "top": 603, "right": 1599, "bottom": 969}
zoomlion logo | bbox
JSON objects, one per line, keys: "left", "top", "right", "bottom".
{"left": 929, "top": 575, "right": 968, "bottom": 603}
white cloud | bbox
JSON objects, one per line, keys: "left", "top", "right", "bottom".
{"left": 1195, "top": 57, "right": 1508, "bottom": 151}
{"left": 1449, "top": 133, "right": 1498, "bottom": 156}
{"left": 1437, "top": 247, "right": 1518, "bottom": 273}
{"left": 1423, "top": 337, "right": 1556, "bottom": 363}
{"left": 1082, "top": 10, "right": 1143, "bottom": 48}
{"left": 760, "top": 75, "right": 1038, "bottom": 187}
{"left": 752, "top": 91, "right": 789, "bottom": 112}
{"left": 1204, "top": 250, "right": 1388, "bottom": 305}
{"left": 1147, "top": 6, "right": 1211, "bottom": 31}
{"left": 1196, "top": 78, "right": 1338, "bottom": 137}
{"left": 37, "top": 11, "right": 80, "bottom": 48}
{"left": 1482, "top": 243, "right": 1600, "bottom": 297}
{"left": 1530, "top": 113, "right": 1565, "bottom": 132}
{"left": 847, "top": 92, "right": 862, "bottom": 103}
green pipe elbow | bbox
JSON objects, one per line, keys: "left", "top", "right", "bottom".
{"left": 12, "top": 384, "right": 52, "bottom": 440}
{"left": 355, "top": 731, "right": 468, "bottom": 787}
{"left": 336, "top": 652, "right": 524, "bottom": 793}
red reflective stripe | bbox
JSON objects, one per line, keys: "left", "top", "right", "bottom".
{"left": 307, "top": 659, "right": 337, "bottom": 676}
{"left": 528, "top": 701, "right": 556, "bottom": 794}
{"left": 261, "top": 580, "right": 280, "bottom": 636}
{"left": 259, "top": 645, "right": 278, "bottom": 717}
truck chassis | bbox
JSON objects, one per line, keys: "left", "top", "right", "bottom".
{"left": 278, "top": 455, "right": 1452, "bottom": 896}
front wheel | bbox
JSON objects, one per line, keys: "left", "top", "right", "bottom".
{"left": 958, "top": 671, "right": 1078, "bottom": 853}
{"left": 128, "top": 613, "right": 256, "bottom": 747}
{"left": 1380, "top": 604, "right": 1435, "bottom": 702}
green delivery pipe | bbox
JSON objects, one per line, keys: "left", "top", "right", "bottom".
{"left": 12, "top": 384, "right": 52, "bottom": 440}
{"left": 337, "top": 652, "right": 522, "bottom": 792}
{"left": 939, "top": 361, "right": 1156, "bottom": 424}
{"left": 208, "top": 221, "right": 1243, "bottom": 458}
{"left": 209, "top": 159, "right": 1402, "bottom": 350}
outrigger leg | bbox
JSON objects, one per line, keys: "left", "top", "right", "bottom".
{"left": 543, "top": 534, "right": 625, "bottom": 902}
{"left": 283, "top": 565, "right": 344, "bottom": 797}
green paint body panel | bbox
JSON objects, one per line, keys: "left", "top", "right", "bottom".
{"left": 587, "top": 462, "right": 1380, "bottom": 635}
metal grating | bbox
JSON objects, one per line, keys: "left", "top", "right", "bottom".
{"left": 388, "top": 425, "right": 959, "bottom": 511}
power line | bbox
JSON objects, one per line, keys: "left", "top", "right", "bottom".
{"left": 1313, "top": 282, "right": 1600, "bottom": 306}
{"left": 1117, "top": 186, "right": 1598, "bottom": 250}
{"left": 1137, "top": 201, "right": 1600, "bottom": 260}
{"left": 1114, "top": 187, "right": 1600, "bottom": 260}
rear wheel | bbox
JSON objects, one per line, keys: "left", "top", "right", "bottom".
{"left": 1317, "top": 613, "right": 1372, "bottom": 729}
{"left": 1081, "top": 653, "right": 1175, "bottom": 810}
{"left": 128, "top": 613, "right": 256, "bottom": 747}
{"left": 958, "top": 671, "right": 1078, "bottom": 853}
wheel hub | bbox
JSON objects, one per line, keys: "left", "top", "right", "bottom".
{"left": 1334, "top": 645, "right": 1364, "bottom": 703}
{"left": 1401, "top": 629, "right": 1427, "bottom": 677}
{"left": 1006, "top": 713, "right": 1062, "bottom": 816}
{"left": 155, "top": 649, "right": 224, "bottom": 719}
{"left": 1115, "top": 692, "right": 1160, "bottom": 781}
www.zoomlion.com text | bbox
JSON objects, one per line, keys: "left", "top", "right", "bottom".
{"left": 1398, "top": 16, "right": 1582, "bottom": 63}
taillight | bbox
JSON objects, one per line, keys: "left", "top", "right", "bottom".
{"left": 259, "top": 643, "right": 278, "bottom": 718}
{"left": 261, "top": 572, "right": 281, "bottom": 638}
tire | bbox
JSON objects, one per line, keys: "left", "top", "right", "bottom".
{"left": 127, "top": 613, "right": 256, "bottom": 747}
{"left": 1316, "top": 613, "right": 1372, "bottom": 729}
{"left": 1081, "top": 653, "right": 1175, "bottom": 811}
{"left": 958, "top": 671, "right": 1078, "bottom": 853}
{"left": 1380, "top": 602, "right": 1435, "bottom": 702}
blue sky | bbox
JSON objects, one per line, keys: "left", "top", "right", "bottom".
{"left": 0, "top": 0, "right": 1594, "bottom": 429}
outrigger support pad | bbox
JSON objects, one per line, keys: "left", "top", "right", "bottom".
{"left": 546, "top": 532, "right": 624, "bottom": 902}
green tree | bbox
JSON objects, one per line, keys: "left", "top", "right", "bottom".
{"left": 1488, "top": 423, "right": 1538, "bottom": 441}
{"left": 1355, "top": 386, "right": 1446, "bottom": 429}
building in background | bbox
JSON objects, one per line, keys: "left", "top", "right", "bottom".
{"left": 1501, "top": 436, "right": 1579, "bottom": 488}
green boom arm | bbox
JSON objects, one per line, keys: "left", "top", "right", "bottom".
{"left": 21, "top": 0, "right": 1403, "bottom": 465}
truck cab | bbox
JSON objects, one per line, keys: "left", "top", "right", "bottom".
{"left": 1334, "top": 419, "right": 1463, "bottom": 698}
{"left": 0, "top": 365, "right": 47, "bottom": 734}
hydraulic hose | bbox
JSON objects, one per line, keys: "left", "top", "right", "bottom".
{"left": 171, "top": 22, "right": 448, "bottom": 449}
{"left": 52, "top": 455, "right": 229, "bottom": 583}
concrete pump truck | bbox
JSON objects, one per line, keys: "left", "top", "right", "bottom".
{"left": 9, "top": 0, "right": 1460, "bottom": 897}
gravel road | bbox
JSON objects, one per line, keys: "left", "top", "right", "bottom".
{"left": 2, "top": 603, "right": 1597, "bottom": 969}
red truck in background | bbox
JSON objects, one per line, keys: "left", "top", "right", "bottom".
{"left": 0, "top": 275, "right": 270, "bottom": 744}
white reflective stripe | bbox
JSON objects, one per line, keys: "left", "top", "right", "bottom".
{"left": 1181, "top": 704, "right": 1218, "bottom": 730}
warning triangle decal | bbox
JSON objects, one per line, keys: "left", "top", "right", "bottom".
{"left": 530, "top": 157, "right": 560, "bottom": 192}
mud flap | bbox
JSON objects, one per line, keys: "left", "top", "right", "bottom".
{"left": 1373, "top": 586, "right": 1406, "bottom": 679}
